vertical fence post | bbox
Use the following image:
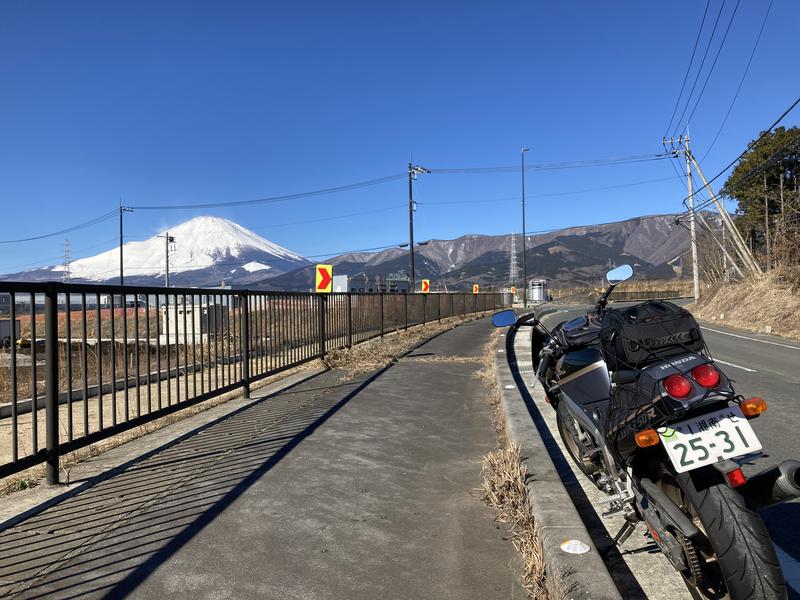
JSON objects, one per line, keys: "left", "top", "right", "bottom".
{"left": 44, "top": 284, "right": 59, "bottom": 485}
{"left": 404, "top": 292, "right": 408, "bottom": 330}
{"left": 242, "top": 291, "right": 251, "bottom": 399}
{"left": 422, "top": 294, "right": 426, "bottom": 324}
{"left": 318, "top": 295, "right": 327, "bottom": 358}
{"left": 346, "top": 293, "right": 353, "bottom": 348}
{"left": 379, "top": 293, "right": 384, "bottom": 337}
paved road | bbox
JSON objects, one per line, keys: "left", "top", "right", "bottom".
{"left": 0, "top": 319, "right": 524, "bottom": 599}
{"left": 536, "top": 305, "right": 800, "bottom": 597}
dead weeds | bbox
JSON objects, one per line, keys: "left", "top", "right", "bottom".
{"left": 478, "top": 329, "right": 558, "bottom": 598}
{"left": 690, "top": 268, "right": 800, "bottom": 340}
{"left": 322, "top": 315, "right": 487, "bottom": 378}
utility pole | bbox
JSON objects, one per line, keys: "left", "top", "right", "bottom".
{"left": 521, "top": 147, "right": 529, "bottom": 307}
{"left": 407, "top": 162, "right": 429, "bottom": 292}
{"left": 684, "top": 136, "right": 700, "bottom": 300}
{"left": 119, "top": 203, "right": 133, "bottom": 285}
{"left": 158, "top": 232, "right": 175, "bottom": 287}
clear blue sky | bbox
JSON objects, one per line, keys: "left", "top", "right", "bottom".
{"left": 0, "top": 0, "right": 797, "bottom": 274}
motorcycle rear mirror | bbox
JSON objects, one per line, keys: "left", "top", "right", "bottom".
{"left": 606, "top": 264, "right": 634, "bottom": 285}
{"left": 491, "top": 310, "right": 517, "bottom": 328}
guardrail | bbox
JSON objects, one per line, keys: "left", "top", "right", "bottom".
{"left": 608, "top": 290, "right": 688, "bottom": 301}
{"left": 0, "top": 282, "right": 507, "bottom": 483}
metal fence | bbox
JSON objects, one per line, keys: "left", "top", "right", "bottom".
{"left": 607, "top": 290, "right": 687, "bottom": 301}
{"left": 0, "top": 282, "right": 506, "bottom": 483}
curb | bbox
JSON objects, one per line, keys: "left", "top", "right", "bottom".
{"left": 494, "top": 324, "right": 622, "bottom": 600}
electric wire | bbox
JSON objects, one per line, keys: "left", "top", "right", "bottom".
{"left": 672, "top": 94, "right": 800, "bottom": 212}
{"left": 700, "top": 0, "right": 774, "bottom": 162}
{"left": 0, "top": 210, "right": 118, "bottom": 244}
{"left": 422, "top": 176, "right": 676, "bottom": 206}
{"left": 671, "top": 0, "right": 728, "bottom": 138}
{"left": 664, "top": 0, "right": 712, "bottom": 137}
{"left": 429, "top": 153, "right": 668, "bottom": 174}
{"left": 683, "top": 0, "right": 742, "bottom": 130}
{"left": 80, "top": 241, "right": 415, "bottom": 279}
{"left": 129, "top": 173, "right": 407, "bottom": 210}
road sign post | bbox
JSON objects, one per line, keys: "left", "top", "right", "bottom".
{"left": 315, "top": 264, "right": 333, "bottom": 294}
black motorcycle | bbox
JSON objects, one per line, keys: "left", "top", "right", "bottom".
{"left": 493, "top": 265, "right": 799, "bottom": 600}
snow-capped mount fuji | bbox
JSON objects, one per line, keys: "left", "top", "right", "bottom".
{"left": 2, "top": 216, "right": 310, "bottom": 288}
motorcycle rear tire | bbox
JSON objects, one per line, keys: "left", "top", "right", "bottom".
{"left": 677, "top": 468, "right": 786, "bottom": 600}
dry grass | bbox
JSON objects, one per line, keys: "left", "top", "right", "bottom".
{"left": 482, "top": 443, "right": 550, "bottom": 598}
{"left": 477, "top": 331, "right": 560, "bottom": 599}
{"left": 322, "top": 314, "right": 488, "bottom": 378}
{"left": 689, "top": 268, "right": 800, "bottom": 340}
{"left": 550, "top": 279, "right": 693, "bottom": 302}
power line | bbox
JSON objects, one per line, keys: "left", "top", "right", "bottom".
{"left": 77, "top": 240, "right": 414, "bottom": 280}
{"left": 683, "top": 0, "right": 742, "bottom": 129}
{"left": 673, "top": 94, "right": 800, "bottom": 210}
{"left": 427, "top": 153, "right": 669, "bottom": 174}
{"left": 0, "top": 210, "right": 118, "bottom": 244}
{"left": 423, "top": 176, "right": 676, "bottom": 206}
{"left": 130, "top": 173, "right": 406, "bottom": 210}
{"left": 677, "top": 137, "right": 800, "bottom": 219}
{"left": 671, "top": 0, "right": 728, "bottom": 138}
{"left": 700, "top": 0, "right": 774, "bottom": 162}
{"left": 664, "top": 0, "right": 712, "bottom": 137}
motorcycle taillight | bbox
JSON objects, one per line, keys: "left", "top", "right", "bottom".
{"left": 663, "top": 374, "right": 692, "bottom": 399}
{"left": 692, "top": 363, "right": 720, "bottom": 388}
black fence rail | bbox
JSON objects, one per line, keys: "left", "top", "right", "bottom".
{"left": 0, "top": 282, "right": 507, "bottom": 483}
{"left": 608, "top": 290, "right": 688, "bottom": 301}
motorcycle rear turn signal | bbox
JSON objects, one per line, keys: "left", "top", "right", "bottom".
{"left": 740, "top": 397, "right": 767, "bottom": 418}
{"left": 635, "top": 429, "right": 661, "bottom": 448}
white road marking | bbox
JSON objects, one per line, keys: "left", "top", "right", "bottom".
{"left": 775, "top": 544, "right": 800, "bottom": 593}
{"left": 712, "top": 359, "right": 757, "bottom": 373}
{"left": 701, "top": 326, "right": 800, "bottom": 351}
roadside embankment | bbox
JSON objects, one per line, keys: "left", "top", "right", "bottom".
{"left": 689, "top": 269, "right": 800, "bottom": 340}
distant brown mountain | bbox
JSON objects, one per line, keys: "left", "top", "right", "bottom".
{"left": 256, "top": 213, "right": 703, "bottom": 292}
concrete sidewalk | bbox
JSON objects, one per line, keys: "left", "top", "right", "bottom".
{"left": 0, "top": 319, "right": 524, "bottom": 600}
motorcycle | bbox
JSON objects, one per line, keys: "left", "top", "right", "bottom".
{"left": 493, "top": 265, "right": 800, "bottom": 600}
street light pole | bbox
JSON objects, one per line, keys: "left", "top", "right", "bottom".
{"left": 521, "top": 147, "right": 529, "bottom": 307}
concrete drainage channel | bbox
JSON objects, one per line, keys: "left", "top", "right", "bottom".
{"left": 495, "top": 315, "right": 691, "bottom": 600}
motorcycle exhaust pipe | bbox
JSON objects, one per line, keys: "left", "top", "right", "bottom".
{"left": 740, "top": 459, "right": 800, "bottom": 511}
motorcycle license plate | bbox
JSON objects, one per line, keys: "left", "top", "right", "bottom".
{"left": 658, "top": 406, "right": 761, "bottom": 474}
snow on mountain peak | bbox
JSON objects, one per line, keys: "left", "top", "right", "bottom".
{"left": 57, "top": 215, "right": 305, "bottom": 282}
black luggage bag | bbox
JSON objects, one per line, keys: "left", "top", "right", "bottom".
{"left": 599, "top": 300, "right": 704, "bottom": 371}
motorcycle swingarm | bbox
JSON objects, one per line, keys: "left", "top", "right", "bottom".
{"left": 639, "top": 478, "right": 701, "bottom": 542}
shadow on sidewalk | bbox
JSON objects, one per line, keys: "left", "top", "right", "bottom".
{"left": 0, "top": 366, "right": 389, "bottom": 599}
